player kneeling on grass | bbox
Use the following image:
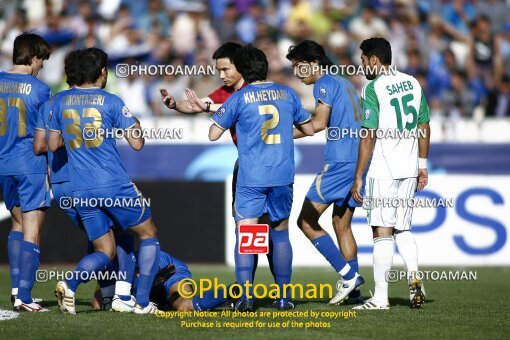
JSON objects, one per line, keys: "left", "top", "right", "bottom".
{"left": 209, "top": 45, "right": 315, "bottom": 311}
{"left": 93, "top": 250, "right": 238, "bottom": 312}
{"left": 48, "top": 48, "right": 160, "bottom": 315}
{"left": 286, "top": 40, "right": 366, "bottom": 305}
{"left": 351, "top": 38, "right": 430, "bottom": 310}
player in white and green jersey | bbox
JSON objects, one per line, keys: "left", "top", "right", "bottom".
{"left": 351, "top": 37, "right": 431, "bottom": 310}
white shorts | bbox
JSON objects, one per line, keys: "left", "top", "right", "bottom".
{"left": 364, "top": 177, "right": 417, "bottom": 230}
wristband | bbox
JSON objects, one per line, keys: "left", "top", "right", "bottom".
{"left": 418, "top": 158, "right": 427, "bottom": 169}
{"left": 205, "top": 101, "right": 211, "bottom": 113}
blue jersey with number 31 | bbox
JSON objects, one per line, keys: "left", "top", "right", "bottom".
{"left": 211, "top": 82, "right": 311, "bottom": 187}
{"left": 0, "top": 72, "right": 50, "bottom": 175}
{"left": 49, "top": 87, "right": 136, "bottom": 190}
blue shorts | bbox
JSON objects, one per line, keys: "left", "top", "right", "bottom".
{"left": 306, "top": 162, "right": 363, "bottom": 208}
{"left": 234, "top": 184, "right": 293, "bottom": 222}
{"left": 73, "top": 182, "right": 152, "bottom": 241}
{"left": 2, "top": 174, "right": 50, "bottom": 212}
{"left": 162, "top": 258, "right": 192, "bottom": 300}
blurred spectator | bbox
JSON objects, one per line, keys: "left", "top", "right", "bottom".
{"left": 442, "top": 70, "right": 477, "bottom": 118}
{"left": 475, "top": 0, "right": 508, "bottom": 34}
{"left": 349, "top": 5, "right": 388, "bottom": 42}
{"left": 467, "top": 15, "right": 503, "bottom": 93}
{"left": 236, "top": 1, "right": 266, "bottom": 43}
{"left": 137, "top": 0, "right": 171, "bottom": 37}
{"left": 486, "top": 76, "right": 510, "bottom": 117}
{"left": 441, "top": 0, "right": 476, "bottom": 35}
{"left": 213, "top": 2, "right": 239, "bottom": 42}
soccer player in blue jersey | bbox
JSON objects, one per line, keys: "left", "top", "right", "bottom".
{"left": 286, "top": 40, "right": 365, "bottom": 305}
{"left": 34, "top": 50, "right": 135, "bottom": 311}
{"left": 209, "top": 46, "right": 314, "bottom": 311}
{"left": 93, "top": 250, "right": 238, "bottom": 312}
{"left": 0, "top": 33, "right": 51, "bottom": 312}
{"left": 48, "top": 48, "right": 159, "bottom": 315}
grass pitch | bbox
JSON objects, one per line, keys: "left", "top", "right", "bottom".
{"left": 0, "top": 266, "right": 509, "bottom": 339}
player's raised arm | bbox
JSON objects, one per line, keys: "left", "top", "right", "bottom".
{"left": 208, "top": 97, "right": 238, "bottom": 141}
{"left": 125, "top": 117, "right": 144, "bottom": 151}
{"left": 160, "top": 88, "right": 214, "bottom": 114}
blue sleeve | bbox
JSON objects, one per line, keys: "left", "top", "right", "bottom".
{"left": 111, "top": 95, "right": 136, "bottom": 129}
{"left": 290, "top": 89, "right": 311, "bottom": 124}
{"left": 48, "top": 101, "right": 62, "bottom": 133}
{"left": 36, "top": 83, "right": 51, "bottom": 108}
{"left": 210, "top": 93, "right": 239, "bottom": 130}
{"left": 314, "top": 77, "right": 334, "bottom": 107}
{"left": 35, "top": 102, "right": 47, "bottom": 131}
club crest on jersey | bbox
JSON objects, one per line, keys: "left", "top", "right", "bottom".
{"left": 364, "top": 109, "right": 371, "bottom": 120}
{"left": 217, "top": 107, "right": 225, "bottom": 118}
{"left": 122, "top": 106, "right": 132, "bottom": 118}
{"left": 320, "top": 87, "right": 326, "bottom": 98}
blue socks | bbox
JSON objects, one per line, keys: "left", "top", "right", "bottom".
{"left": 270, "top": 228, "right": 293, "bottom": 301}
{"left": 136, "top": 238, "right": 160, "bottom": 308}
{"left": 234, "top": 228, "right": 255, "bottom": 299}
{"left": 347, "top": 258, "right": 361, "bottom": 298}
{"left": 116, "top": 233, "right": 136, "bottom": 301}
{"left": 312, "top": 234, "right": 355, "bottom": 280}
{"left": 7, "top": 231, "right": 23, "bottom": 294}
{"left": 192, "top": 285, "right": 230, "bottom": 310}
{"left": 17, "top": 241, "right": 40, "bottom": 303}
{"left": 67, "top": 251, "right": 111, "bottom": 292}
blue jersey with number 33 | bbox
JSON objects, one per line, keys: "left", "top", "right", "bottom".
{"left": 211, "top": 82, "right": 310, "bottom": 187}
{"left": 49, "top": 87, "right": 136, "bottom": 190}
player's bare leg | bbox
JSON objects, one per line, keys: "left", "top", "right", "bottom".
{"left": 298, "top": 199, "right": 363, "bottom": 305}
{"left": 296, "top": 199, "right": 330, "bottom": 240}
{"left": 354, "top": 226, "right": 393, "bottom": 310}
{"left": 128, "top": 217, "right": 160, "bottom": 314}
{"left": 14, "top": 209, "right": 47, "bottom": 312}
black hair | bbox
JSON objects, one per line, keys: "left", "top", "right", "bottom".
{"left": 286, "top": 40, "right": 334, "bottom": 67}
{"left": 13, "top": 32, "right": 51, "bottom": 65}
{"left": 212, "top": 42, "right": 243, "bottom": 62}
{"left": 233, "top": 45, "right": 268, "bottom": 83}
{"left": 64, "top": 50, "right": 82, "bottom": 86}
{"left": 75, "top": 47, "right": 108, "bottom": 85}
{"left": 360, "top": 37, "right": 392, "bottom": 65}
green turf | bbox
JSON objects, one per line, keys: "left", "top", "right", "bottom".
{"left": 1, "top": 266, "right": 509, "bottom": 339}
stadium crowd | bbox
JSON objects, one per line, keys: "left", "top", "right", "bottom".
{"left": 0, "top": 0, "right": 508, "bottom": 120}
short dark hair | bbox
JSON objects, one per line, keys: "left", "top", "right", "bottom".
{"left": 64, "top": 50, "right": 82, "bottom": 86}
{"left": 233, "top": 45, "right": 267, "bottom": 83}
{"left": 13, "top": 32, "right": 51, "bottom": 65}
{"left": 75, "top": 47, "right": 108, "bottom": 85}
{"left": 286, "top": 40, "right": 334, "bottom": 67}
{"left": 212, "top": 42, "right": 243, "bottom": 62}
{"left": 360, "top": 37, "right": 392, "bottom": 65}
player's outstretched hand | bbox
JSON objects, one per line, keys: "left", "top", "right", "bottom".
{"left": 417, "top": 168, "right": 428, "bottom": 191}
{"left": 351, "top": 177, "right": 363, "bottom": 203}
{"left": 160, "top": 88, "right": 176, "bottom": 109}
{"left": 185, "top": 88, "right": 207, "bottom": 112}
